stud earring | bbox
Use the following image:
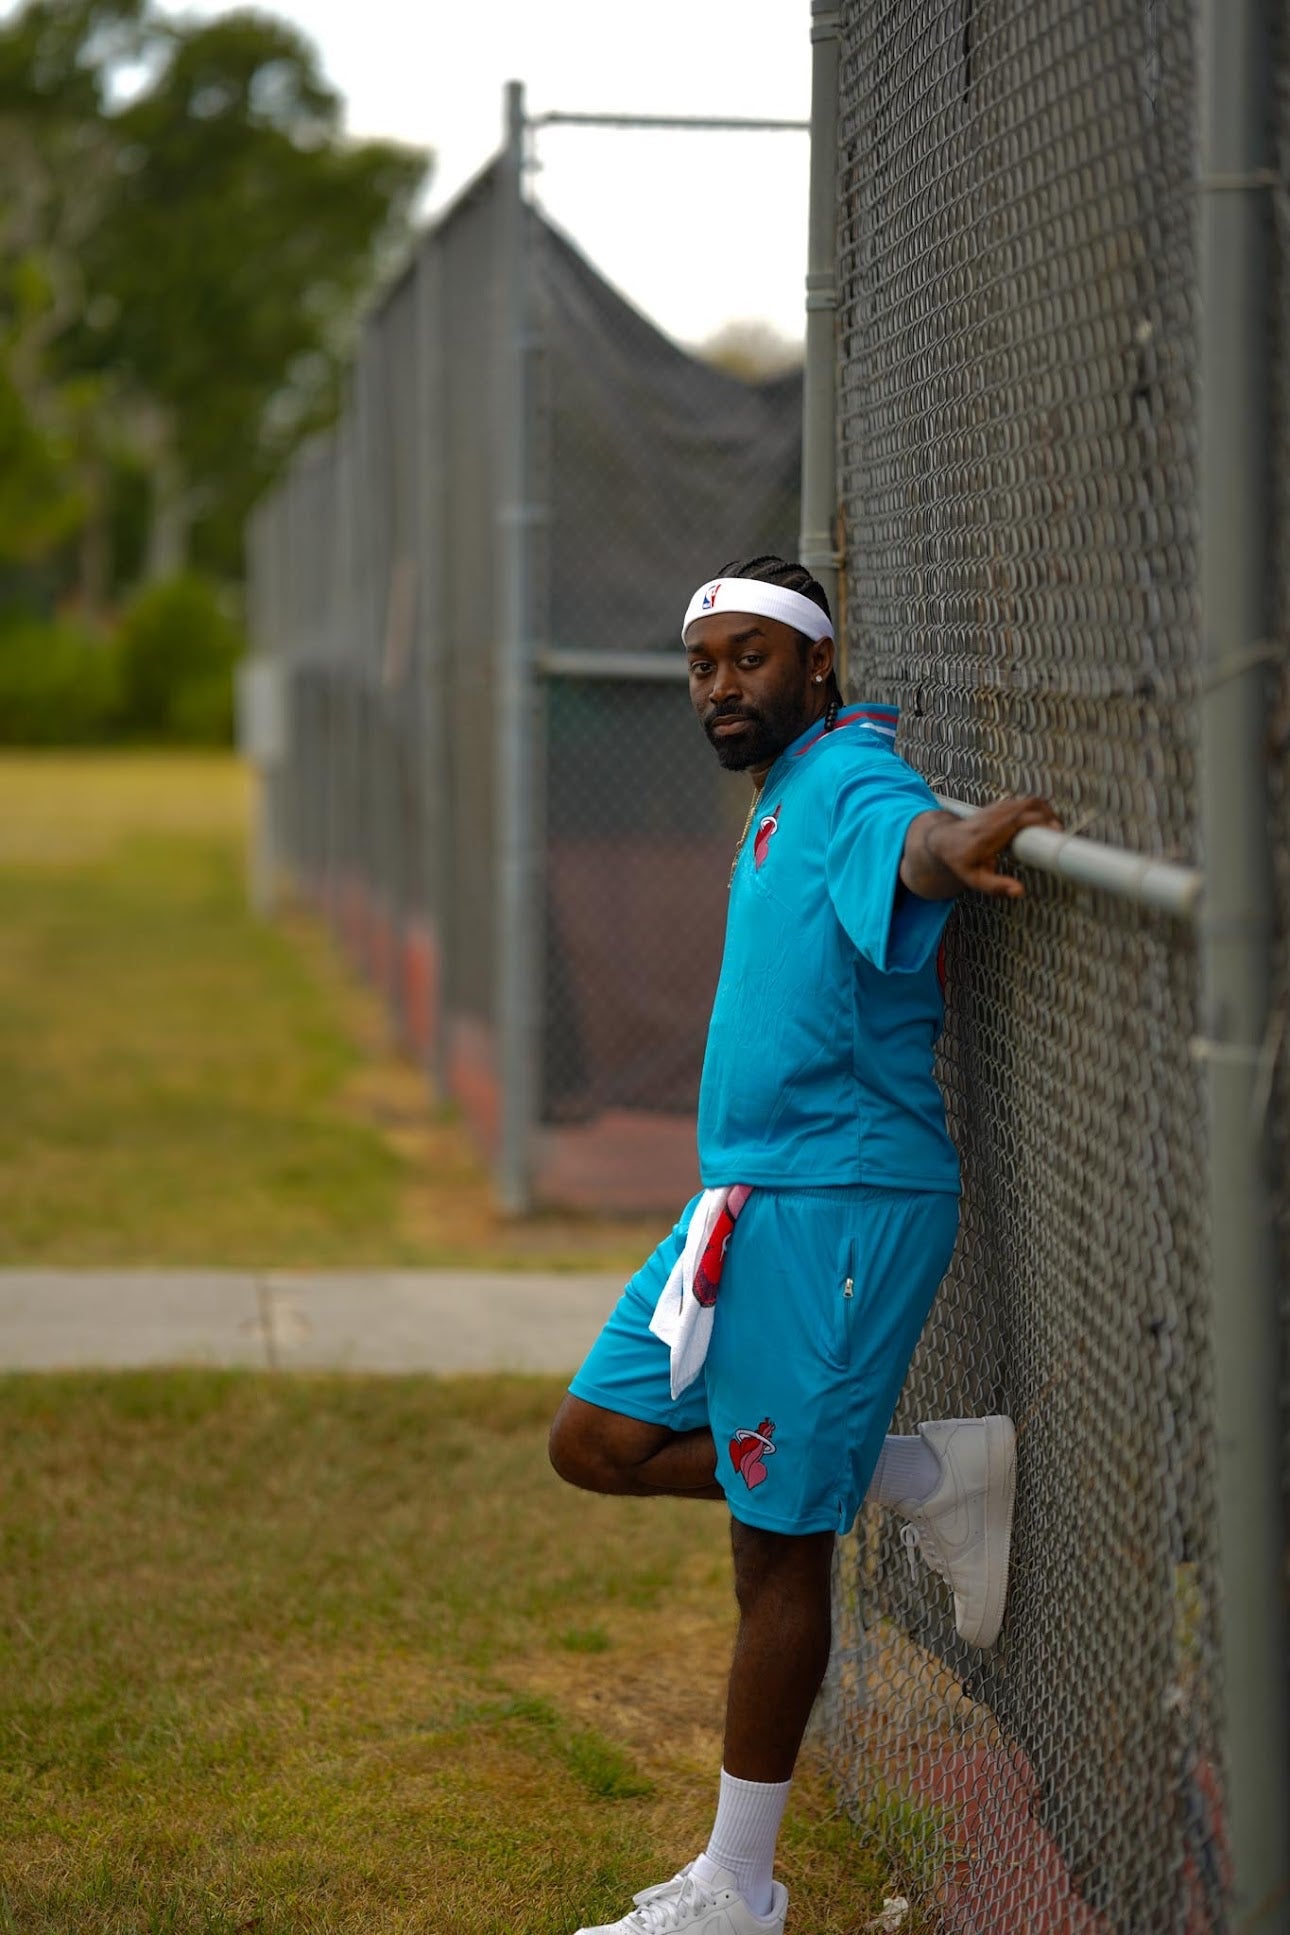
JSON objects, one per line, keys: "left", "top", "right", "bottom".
{"left": 813, "top": 674, "right": 823, "bottom": 684}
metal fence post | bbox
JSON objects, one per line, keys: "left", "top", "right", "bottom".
{"left": 413, "top": 230, "right": 452, "bottom": 1099}
{"left": 801, "top": 1, "right": 842, "bottom": 641}
{"left": 1198, "top": 0, "right": 1290, "bottom": 1924}
{"left": 495, "top": 79, "right": 538, "bottom": 1214}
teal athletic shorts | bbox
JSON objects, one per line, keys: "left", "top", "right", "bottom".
{"left": 568, "top": 1183, "right": 960, "bottom": 1536}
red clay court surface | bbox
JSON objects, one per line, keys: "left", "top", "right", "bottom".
{"left": 320, "top": 871, "right": 711, "bottom": 1214}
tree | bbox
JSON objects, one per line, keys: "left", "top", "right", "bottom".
{"left": 697, "top": 319, "right": 803, "bottom": 383}
{"left": 71, "top": 7, "right": 427, "bottom": 579}
{"left": 0, "top": 1, "right": 143, "bottom": 607}
{"left": 0, "top": 0, "right": 429, "bottom": 592}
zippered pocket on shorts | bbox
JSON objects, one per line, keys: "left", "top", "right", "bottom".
{"left": 828, "top": 1234, "right": 858, "bottom": 1368}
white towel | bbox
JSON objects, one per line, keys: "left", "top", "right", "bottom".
{"left": 648, "top": 1185, "right": 750, "bottom": 1399}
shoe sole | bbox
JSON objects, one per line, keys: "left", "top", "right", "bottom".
{"left": 962, "top": 1415, "right": 1016, "bottom": 1649}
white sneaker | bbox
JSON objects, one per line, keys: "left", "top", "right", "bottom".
{"left": 573, "top": 1861, "right": 788, "bottom": 1934}
{"left": 897, "top": 1416, "right": 1016, "bottom": 1649}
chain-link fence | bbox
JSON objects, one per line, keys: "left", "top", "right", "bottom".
{"left": 245, "top": 113, "right": 805, "bottom": 1215}
{"left": 244, "top": 30, "right": 1287, "bottom": 1929}
{"left": 822, "top": 3, "right": 1286, "bottom": 1929}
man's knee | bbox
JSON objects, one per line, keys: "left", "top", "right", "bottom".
{"left": 549, "top": 1396, "right": 605, "bottom": 1490}
{"left": 729, "top": 1520, "right": 835, "bottom": 1620}
{"left": 548, "top": 1394, "right": 689, "bottom": 1496}
{"left": 548, "top": 1394, "right": 642, "bottom": 1494}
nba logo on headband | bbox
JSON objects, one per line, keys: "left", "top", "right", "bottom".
{"left": 681, "top": 575, "right": 834, "bottom": 646}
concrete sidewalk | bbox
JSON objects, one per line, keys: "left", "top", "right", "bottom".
{"left": 0, "top": 1269, "right": 627, "bottom": 1375}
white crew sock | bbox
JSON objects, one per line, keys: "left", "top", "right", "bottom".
{"left": 695, "top": 1768, "right": 791, "bottom": 1917}
{"left": 867, "top": 1431, "right": 940, "bottom": 1509}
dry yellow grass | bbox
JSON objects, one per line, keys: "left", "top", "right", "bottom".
{"left": 0, "top": 1372, "right": 892, "bottom": 1934}
{"left": 0, "top": 752, "right": 661, "bottom": 1270}
{"left": 0, "top": 749, "right": 251, "bottom": 864}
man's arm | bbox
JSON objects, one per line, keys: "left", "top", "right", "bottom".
{"left": 899, "top": 796, "right": 1062, "bottom": 901}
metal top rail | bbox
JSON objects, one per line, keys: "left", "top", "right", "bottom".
{"left": 934, "top": 793, "right": 1204, "bottom": 920}
{"left": 530, "top": 110, "right": 810, "bottom": 133}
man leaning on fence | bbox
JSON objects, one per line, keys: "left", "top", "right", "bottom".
{"left": 548, "top": 557, "right": 1059, "bottom": 1935}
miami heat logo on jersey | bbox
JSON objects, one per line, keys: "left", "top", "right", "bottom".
{"left": 753, "top": 802, "right": 782, "bottom": 870}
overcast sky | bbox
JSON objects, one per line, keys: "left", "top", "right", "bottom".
{"left": 166, "top": 0, "right": 814, "bottom": 350}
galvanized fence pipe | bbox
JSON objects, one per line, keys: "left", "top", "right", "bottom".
{"left": 495, "top": 80, "right": 541, "bottom": 1215}
{"left": 536, "top": 650, "right": 689, "bottom": 683}
{"left": 934, "top": 795, "right": 1205, "bottom": 921}
{"left": 532, "top": 110, "right": 810, "bottom": 133}
{"left": 413, "top": 229, "right": 451, "bottom": 1098}
{"left": 1198, "top": 0, "right": 1290, "bottom": 1922}
{"left": 800, "top": 0, "right": 842, "bottom": 634}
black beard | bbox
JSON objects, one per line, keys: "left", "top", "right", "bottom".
{"left": 703, "top": 696, "right": 812, "bottom": 771}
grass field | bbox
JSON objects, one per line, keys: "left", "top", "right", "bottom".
{"left": 0, "top": 1371, "right": 892, "bottom": 1934}
{"left": 0, "top": 755, "right": 905, "bottom": 1931}
{"left": 0, "top": 754, "right": 660, "bottom": 1270}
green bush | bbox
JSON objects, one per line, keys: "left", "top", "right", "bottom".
{"left": 0, "top": 576, "right": 245, "bottom": 746}
{"left": 115, "top": 574, "right": 244, "bottom": 744}
{"left": 0, "top": 616, "right": 122, "bottom": 744}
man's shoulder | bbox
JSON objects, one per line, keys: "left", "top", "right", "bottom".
{"left": 789, "top": 716, "right": 914, "bottom": 790}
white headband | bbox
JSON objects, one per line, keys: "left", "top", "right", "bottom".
{"left": 681, "top": 576, "right": 834, "bottom": 646}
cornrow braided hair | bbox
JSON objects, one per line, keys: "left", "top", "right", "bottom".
{"left": 714, "top": 554, "right": 831, "bottom": 620}
{"left": 715, "top": 554, "right": 842, "bottom": 726}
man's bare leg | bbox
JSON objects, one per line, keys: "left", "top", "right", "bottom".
{"left": 723, "top": 1521, "right": 834, "bottom": 1779}
{"left": 676, "top": 1522, "right": 834, "bottom": 1919}
{"left": 552, "top": 1402, "right": 831, "bottom": 1923}
{"left": 550, "top": 1398, "right": 833, "bottom": 1770}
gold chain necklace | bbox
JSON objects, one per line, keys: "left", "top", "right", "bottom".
{"left": 729, "top": 781, "right": 765, "bottom": 887}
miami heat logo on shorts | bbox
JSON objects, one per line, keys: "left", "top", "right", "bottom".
{"left": 729, "top": 1417, "right": 776, "bottom": 1491}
